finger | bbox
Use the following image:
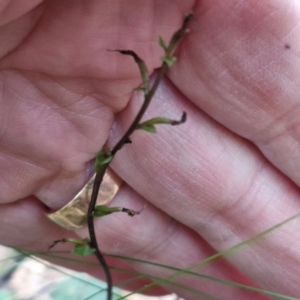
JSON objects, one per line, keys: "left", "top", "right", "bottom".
{"left": 0, "top": 185, "right": 258, "bottom": 298}
{"left": 0, "top": 74, "right": 115, "bottom": 209}
{"left": 1, "top": 0, "right": 194, "bottom": 84}
{"left": 0, "top": 196, "right": 167, "bottom": 295}
{"left": 0, "top": 0, "right": 43, "bottom": 26}
{"left": 0, "top": 196, "right": 82, "bottom": 251}
{"left": 108, "top": 74, "right": 300, "bottom": 298}
{"left": 0, "top": 0, "right": 193, "bottom": 210}
{"left": 169, "top": 0, "right": 300, "bottom": 187}
{"left": 77, "top": 184, "right": 265, "bottom": 299}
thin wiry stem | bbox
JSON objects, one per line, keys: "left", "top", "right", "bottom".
{"left": 87, "top": 13, "right": 193, "bottom": 300}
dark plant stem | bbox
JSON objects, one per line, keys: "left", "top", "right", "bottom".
{"left": 87, "top": 64, "right": 168, "bottom": 300}
{"left": 87, "top": 163, "right": 111, "bottom": 299}
{"left": 87, "top": 13, "right": 193, "bottom": 300}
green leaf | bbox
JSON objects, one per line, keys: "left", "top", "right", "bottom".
{"left": 137, "top": 124, "right": 157, "bottom": 133}
{"left": 113, "top": 50, "right": 150, "bottom": 93}
{"left": 134, "top": 87, "right": 147, "bottom": 93}
{"left": 73, "top": 243, "right": 96, "bottom": 257}
{"left": 137, "top": 113, "right": 186, "bottom": 134}
{"left": 139, "top": 117, "right": 173, "bottom": 126}
{"left": 94, "top": 149, "right": 113, "bottom": 172}
{"left": 158, "top": 36, "right": 168, "bottom": 51}
{"left": 161, "top": 56, "right": 177, "bottom": 67}
{"left": 93, "top": 205, "right": 121, "bottom": 217}
{"left": 64, "top": 238, "right": 96, "bottom": 257}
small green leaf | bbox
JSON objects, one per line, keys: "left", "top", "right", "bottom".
{"left": 158, "top": 36, "right": 168, "bottom": 51}
{"left": 137, "top": 112, "right": 187, "bottom": 134}
{"left": 94, "top": 149, "right": 113, "bottom": 172}
{"left": 63, "top": 238, "right": 96, "bottom": 257}
{"left": 137, "top": 124, "right": 157, "bottom": 133}
{"left": 73, "top": 244, "right": 96, "bottom": 257}
{"left": 161, "top": 56, "right": 177, "bottom": 67}
{"left": 139, "top": 117, "right": 172, "bottom": 126}
{"left": 133, "top": 87, "right": 147, "bottom": 93}
{"left": 113, "top": 50, "right": 150, "bottom": 93}
{"left": 93, "top": 205, "right": 121, "bottom": 217}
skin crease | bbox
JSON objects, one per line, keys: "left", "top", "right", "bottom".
{"left": 2, "top": 0, "right": 300, "bottom": 298}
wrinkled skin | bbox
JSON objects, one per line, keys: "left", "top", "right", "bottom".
{"left": 1, "top": 0, "right": 300, "bottom": 298}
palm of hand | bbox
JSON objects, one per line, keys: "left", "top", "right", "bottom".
{"left": 1, "top": 1, "right": 300, "bottom": 299}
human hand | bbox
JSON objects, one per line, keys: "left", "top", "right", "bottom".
{"left": 1, "top": 1, "right": 300, "bottom": 299}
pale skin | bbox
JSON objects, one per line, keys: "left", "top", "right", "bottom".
{"left": 1, "top": 0, "right": 300, "bottom": 299}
